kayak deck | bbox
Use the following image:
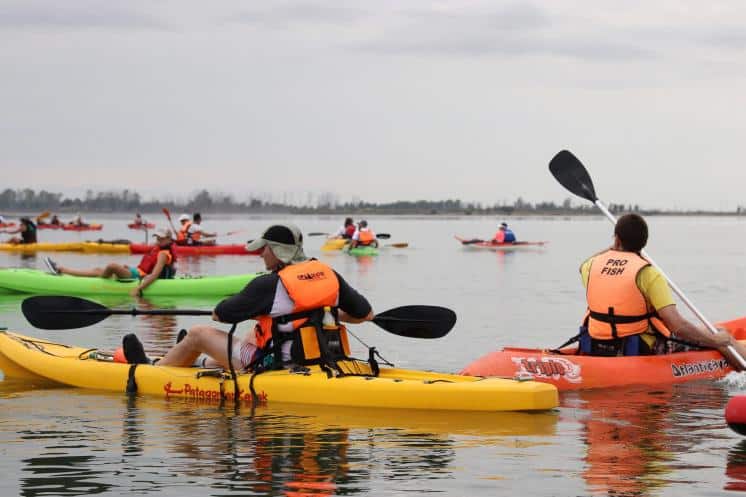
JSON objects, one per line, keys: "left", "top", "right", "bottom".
{"left": 0, "top": 268, "right": 259, "bottom": 296}
{"left": 454, "top": 236, "right": 548, "bottom": 251}
{"left": 461, "top": 316, "right": 746, "bottom": 390}
{"left": 0, "top": 331, "right": 558, "bottom": 412}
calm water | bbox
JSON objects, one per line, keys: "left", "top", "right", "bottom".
{"left": 1, "top": 213, "right": 746, "bottom": 496}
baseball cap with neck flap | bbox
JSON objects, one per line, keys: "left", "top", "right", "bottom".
{"left": 246, "top": 224, "right": 307, "bottom": 264}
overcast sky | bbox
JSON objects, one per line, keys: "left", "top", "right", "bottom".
{"left": 2, "top": 0, "right": 746, "bottom": 209}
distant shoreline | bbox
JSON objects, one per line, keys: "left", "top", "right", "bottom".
{"left": 3, "top": 209, "right": 745, "bottom": 218}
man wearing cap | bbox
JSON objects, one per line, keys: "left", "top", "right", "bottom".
{"left": 492, "top": 222, "right": 516, "bottom": 244}
{"left": 44, "top": 228, "right": 177, "bottom": 297}
{"left": 350, "top": 220, "right": 378, "bottom": 249}
{"left": 131, "top": 223, "right": 373, "bottom": 368}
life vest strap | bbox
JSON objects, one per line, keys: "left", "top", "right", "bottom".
{"left": 588, "top": 309, "right": 652, "bottom": 324}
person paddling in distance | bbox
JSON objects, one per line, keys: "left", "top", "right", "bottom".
{"left": 188, "top": 213, "right": 217, "bottom": 246}
{"left": 332, "top": 217, "right": 356, "bottom": 239}
{"left": 176, "top": 214, "right": 193, "bottom": 245}
{"left": 132, "top": 213, "right": 147, "bottom": 227}
{"left": 350, "top": 220, "right": 378, "bottom": 249}
{"left": 3, "top": 217, "right": 37, "bottom": 244}
{"left": 122, "top": 223, "right": 374, "bottom": 369}
{"left": 492, "top": 222, "right": 516, "bottom": 244}
{"left": 44, "top": 228, "right": 177, "bottom": 297}
{"left": 578, "top": 213, "right": 745, "bottom": 357}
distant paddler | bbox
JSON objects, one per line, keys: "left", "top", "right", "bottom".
{"left": 2, "top": 217, "right": 37, "bottom": 245}
{"left": 332, "top": 217, "right": 356, "bottom": 239}
{"left": 189, "top": 213, "right": 217, "bottom": 245}
{"left": 350, "top": 220, "right": 378, "bottom": 249}
{"left": 492, "top": 222, "right": 516, "bottom": 244}
{"left": 69, "top": 213, "right": 89, "bottom": 227}
{"left": 44, "top": 228, "right": 177, "bottom": 297}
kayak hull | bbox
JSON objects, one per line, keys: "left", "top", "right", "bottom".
{"left": 0, "top": 331, "right": 558, "bottom": 412}
{"left": 127, "top": 223, "right": 155, "bottom": 229}
{"left": 321, "top": 239, "right": 349, "bottom": 251}
{"left": 81, "top": 242, "right": 131, "bottom": 254}
{"left": 347, "top": 246, "right": 379, "bottom": 257}
{"left": 38, "top": 224, "right": 103, "bottom": 231}
{"left": 0, "top": 268, "right": 258, "bottom": 296}
{"left": 461, "top": 317, "right": 746, "bottom": 390}
{"left": 129, "top": 243, "right": 260, "bottom": 256}
{"left": 454, "top": 236, "right": 547, "bottom": 251}
{"left": 0, "top": 242, "right": 85, "bottom": 253}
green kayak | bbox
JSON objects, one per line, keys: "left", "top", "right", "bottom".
{"left": 347, "top": 246, "right": 379, "bottom": 257}
{"left": 0, "top": 269, "right": 259, "bottom": 296}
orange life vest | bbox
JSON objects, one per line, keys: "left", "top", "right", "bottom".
{"left": 254, "top": 259, "right": 340, "bottom": 350}
{"left": 584, "top": 249, "right": 670, "bottom": 339}
{"left": 177, "top": 221, "right": 192, "bottom": 244}
{"left": 357, "top": 229, "right": 375, "bottom": 245}
{"left": 137, "top": 245, "right": 176, "bottom": 278}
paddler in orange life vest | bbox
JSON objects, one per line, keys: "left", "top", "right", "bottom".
{"left": 189, "top": 212, "right": 217, "bottom": 245}
{"left": 176, "top": 213, "right": 193, "bottom": 245}
{"left": 122, "top": 223, "right": 374, "bottom": 368}
{"left": 492, "top": 222, "right": 516, "bottom": 244}
{"left": 44, "top": 228, "right": 177, "bottom": 297}
{"left": 578, "top": 213, "right": 742, "bottom": 357}
{"left": 350, "top": 220, "right": 378, "bottom": 249}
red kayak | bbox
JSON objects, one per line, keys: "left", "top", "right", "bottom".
{"left": 461, "top": 316, "right": 746, "bottom": 390}
{"left": 129, "top": 243, "right": 260, "bottom": 256}
{"left": 454, "top": 236, "right": 547, "bottom": 251}
{"left": 0, "top": 222, "right": 16, "bottom": 228}
{"left": 61, "top": 224, "right": 103, "bottom": 231}
{"left": 37, "top": 223, "right": 62, "bottom": 230}
{"left": 127, "top": 223, "right": 156, "bottom": 230}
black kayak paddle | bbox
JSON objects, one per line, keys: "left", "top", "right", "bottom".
{"left": 22, "top": 296, "right": 456, "bottom": 339}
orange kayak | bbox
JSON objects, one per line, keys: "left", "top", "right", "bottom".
{"left": 460, "top": 316, "right": 746, "bottom": 390}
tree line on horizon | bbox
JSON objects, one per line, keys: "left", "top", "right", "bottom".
{"left": 0, "top": 187, "right": 741, "bottom": 216}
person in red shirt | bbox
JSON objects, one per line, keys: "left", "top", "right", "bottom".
{"left": 44, "top": 228, "right": 176, "bottom": 297}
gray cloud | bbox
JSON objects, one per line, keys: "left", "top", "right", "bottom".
{"left": 0, "top": 1, "right": 165, "bottom": 29}
{"left": 227, "top": 2, "right": 369, "bottom": 28}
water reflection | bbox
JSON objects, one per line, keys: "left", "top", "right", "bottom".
{"left": 2, "top": 385, "right": 558, "bottom": 496}
{"left": 568, "top": 382, "right": 730, "bottom": 497}
{"left": 727, "top": 440, "right": 746, "bottom": 491}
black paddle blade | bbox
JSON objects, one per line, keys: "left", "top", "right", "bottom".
{"left": 548, "top": 150, "right": 598, "bottom": 203}
{"left": 22, "top": 296, "right": 110, "bottom": 330}
{"left": 373, "top": 305, "right": 456, "bottom": 339}
{"left": 375, "top": 233, "right": 391, "bottom": 239}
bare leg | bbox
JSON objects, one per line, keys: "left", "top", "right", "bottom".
{"left": 58, "top": 262, "right": 132, "bottom": 279}
{"left": 157, "top": 324, "right": 251, "bottom": 368}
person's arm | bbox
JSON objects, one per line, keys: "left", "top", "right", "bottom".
{"left": 335, "top": 271, "right": 373, "bottom": 323}
{"left": 132, "top": 252, "right": 168, "bottom": 296}
{"left": 658, "top": 305, "right": 734, "bottom": 349}
{"left": 213, "top": 273, "right": 278, "bottom": 323}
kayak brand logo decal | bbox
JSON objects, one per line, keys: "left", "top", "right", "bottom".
{"left": 163, "top": 381, "right": 268, "bottom": 404}
{"left": 297, "top": 271, "right": 327, "bottom": 281}
{"left": 511, "top": 357, "right": 582, "bottom": 383}
{"left": 671, "top": 359, "right": 729, "bottom": 377}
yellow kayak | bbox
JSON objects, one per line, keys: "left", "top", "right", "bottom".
{"left": 0, "top": 242, "right": 85, "bottom": 253}
{"left": 0, "top": 331, "right": 558, "bottom": 412}
{"left": 80, "top": 242, "right": 131, "bottom": 254}
{"left": 321, "top": 238, "right": 349, "bottom": 251}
